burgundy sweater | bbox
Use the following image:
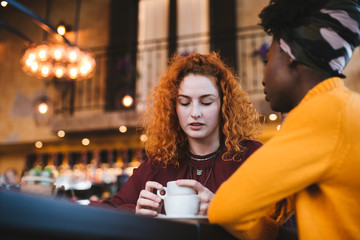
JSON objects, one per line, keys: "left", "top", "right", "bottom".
{"left": 100, "top": 140, "right": 262, "bottom": 212}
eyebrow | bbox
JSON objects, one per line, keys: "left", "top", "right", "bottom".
{"left": 177, "top": 94, "right": 217, "bottom": 99}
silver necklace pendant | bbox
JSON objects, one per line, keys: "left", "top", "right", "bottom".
{"left": 197, "top": 169, "right": 203, "bottom": 176}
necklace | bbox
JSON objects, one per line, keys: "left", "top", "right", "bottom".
{"left": 187, "top": 146, "right": 222, "bottom": 162}
{"left": 187, "top": 146, "right": 222, "bottom": 187}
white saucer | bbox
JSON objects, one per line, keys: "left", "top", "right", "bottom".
{"left": 157, "top": 214, "right": 208, "bottom": 220}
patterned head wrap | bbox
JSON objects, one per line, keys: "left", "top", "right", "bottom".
{"left": 279, "top": 0, "right": 360, "bottom": 78}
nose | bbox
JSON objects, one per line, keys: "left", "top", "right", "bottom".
{"left": 262, "top": 81, "right": 265, "bottom": 86}
{"left": 190, "top": 103, "right": 201, "bottom": 119}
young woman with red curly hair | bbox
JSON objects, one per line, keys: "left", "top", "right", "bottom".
{"left": 100, "top": 52, "right": 262, "bottom": 216}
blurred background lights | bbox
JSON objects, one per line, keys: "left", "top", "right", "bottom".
{"left": 37, "top": 102, "right": 49, "bottom": 114}
{"left": 57, "top": 24, "right": 66, "bottom": 36}
{"left": 119, "top": 126, "right": 127, "bottom": 133}
{"left": 122, "top": 95, "right": 134, "bottom": 107}
{"left": 82, "top": 138, "right": 90, "bottom": 146}
{"left": 269, "top": 113, "right": 278, "bottom": 121}
{"left": 35, "top": 141, "right": 43, "bottom": 148}
{"left": 57, "top": 130, "right": 65, "bottom": 138}
{"left": 140, "top": 134, "right": 148, "bottom": 142}
{"left": 1, "top": 1, "right": 8, "bottom": 7}
{"left": 21, "top": 43, "right": 95, "bottom": 81}
{"left": 277, "top": 125, "right": 281, "bottom": 131}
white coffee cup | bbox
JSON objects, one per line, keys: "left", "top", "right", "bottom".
{"left": 162, "top": 195, "right": 200, "bottom": 216}
{"left": 157, "top": 181, "right": 199, "bottom": 217}
{"left": 157, "top": 180, "right": 196, "bottom": 197}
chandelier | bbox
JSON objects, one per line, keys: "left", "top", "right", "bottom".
{"left": 21, "top": 43, "right": 96, "bottom": 81}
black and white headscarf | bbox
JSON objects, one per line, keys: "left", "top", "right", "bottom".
{"left": 279, "top": 0, "right": 360, "bottom": 78}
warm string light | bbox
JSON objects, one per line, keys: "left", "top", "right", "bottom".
{"left": 140, "top": 134, "right": 148, "bottom": 142}
{"left": 122, "top": 95, "right": 134, "bottom": 107}
{"left": 35, "top": 141, "right": 43, "bottom": 149}
{"left": 82, "top": 138, "right": 90, "bottom": 146}
{"left": 57, "top": 25, "right": 66, "bottom": 36}
{"left": 119, "top": 126, "right": 127, "bottom": 133}
{"left": 57, "top": 130, "right": 66, "bottom": 138}
{"left": 21, "top": 43, "right": 96, "bottom": 81}
{"left": 1, "top": 1, "right": 8, "bottom": 7}
{"left": 37, "top": 102, "right": 49, "bottom": 114}
{"left": 269, "top": 113, "right": 278, "bottom": 121}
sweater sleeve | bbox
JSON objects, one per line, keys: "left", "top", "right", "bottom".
{"left": 208, "top": 92, "right": 344, "bottom": 239}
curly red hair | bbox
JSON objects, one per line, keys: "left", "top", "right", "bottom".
{"left": 143, "top": 52, "right": 261, "bottom": 167}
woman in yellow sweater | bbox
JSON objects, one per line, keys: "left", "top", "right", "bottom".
{"left": 209, "top": 0, "right": 360, "bottom": 239}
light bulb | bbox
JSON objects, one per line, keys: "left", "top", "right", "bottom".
{"left": 57, "top": 130, "right": 65, "bottom": 138}
{"left": 38, "top": 49, "right": 47, "bottom": 60}
{"left": 31, "top": 62, "right": 38, "bottom": 72}
{"left": 122, "top": 95, "right": 134, "bottom": 107}
{"left": 38, "top": 103, "right": 48, "bottom": 114}
{"left": 82, "top": 138, "right": 90, "bottom": 146}
{"left": 69, "top": 51, "right": 78, "bottom": 62}
{"left": 69, "top": 67, "right": 78, "bottom": 79}
{"left": 1, "top": 1, "right": 8, "bottom": 7}
{"left": 53, "top": 48, "right": 64, "bottom": 60}
{"left": 35, "top": 141, "right": 43, "bottom": 149}
{"left": 26, "top": 58, "right": 33, "bottom": 67}
{"left": 140, "top": 134, "right": 148, "bottom": 142}
{"left": 41, "top": 66, "right": 50, "bottom": 77}
{"left": 119, "top": 126, "right": 127, "bottom": 133}
{"left": 269, "top": 114, "right": 278, "bottom": 121}
{"left": 57, "top": 25, "right": 66, "bottom": 36}
{"left": 55, "top": 67, "right": 65, "bottom": 78}
{"left": 28, "top": 53, "right": 36, "bottom": 61}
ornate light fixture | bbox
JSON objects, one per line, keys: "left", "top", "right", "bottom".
{"left": 3, "top": 0, "right": 96, "bottom": 81}
{"left": 21, "top": 43, "right": 96, "bottom": 81}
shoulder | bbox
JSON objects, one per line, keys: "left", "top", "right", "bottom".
{"left": 243, "top": 139, "right": 263, "bottom": 149}
{"left": 241, "top": 140, "right": 263, "bottom": 160}
{"left": 221, "top": 140, "right": 262, "bottom": 162}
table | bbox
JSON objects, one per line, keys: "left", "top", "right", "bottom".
{"left": 0, "top": 189, "right": 237, "bottom": 240}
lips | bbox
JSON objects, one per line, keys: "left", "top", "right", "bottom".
{"left": 190, "top": 122, "right": 204, "bottom": 126}
{"left": 189, "top": 122, "right": 204, "bottom": 130}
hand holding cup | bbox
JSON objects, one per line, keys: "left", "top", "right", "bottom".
{"left": 157, "top": 180, "right": 200, "bottom": 217}
{"left": 136, "top": 181, "right": 163, "bottom": 216}
{"left": 175, "top": 179, "right": 214, "bottom": 216}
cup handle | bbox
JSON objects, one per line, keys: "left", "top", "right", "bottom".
{"left": 157, "top": 187, "right": 167, "bottom": 199}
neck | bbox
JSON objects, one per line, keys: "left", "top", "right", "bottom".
{"left": 289, "top": 64, "right": 330, "bottom": 111}
{"left": 188, "top": 139, "right": 220, "bottom": 156}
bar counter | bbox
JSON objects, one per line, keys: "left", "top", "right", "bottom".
{"left": 0, "top": 189, "right": 237, "bottom": 240}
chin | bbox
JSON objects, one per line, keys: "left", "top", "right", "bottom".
{"left": 187, "top": 133, "right": 207, "bottom": 141}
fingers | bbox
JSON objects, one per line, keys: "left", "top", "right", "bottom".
{"left": 176, "top": 179, "right": 214, "bottom": 215}
{"left": 145, "top": 181, "right": 164, "bottom": 192}
{"left": 136, "top": 195, "right": 160, "bottom": 216}
{"left": 176, "top": 179, "right": 202, "bottom": 192}
{"left": 136, "top": 181, "right": 164, "bottom": 216}
{"left": 198, "top": 201, "right": 210, "bottom": 216}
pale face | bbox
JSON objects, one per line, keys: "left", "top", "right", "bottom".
{"left": 176, "top": 74, "right": 221, "bottom": 145}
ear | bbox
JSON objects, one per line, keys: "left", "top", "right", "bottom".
{"left": 286, "top": 54, "right": 297, "bottom": 68}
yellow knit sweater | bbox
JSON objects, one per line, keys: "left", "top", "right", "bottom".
{"left": 208, "top": 77, "right": 360, "bottom": 240}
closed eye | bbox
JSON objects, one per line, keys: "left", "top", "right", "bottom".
{"left": 180, "top": 102, "right": 190, "bottom": 106}
{"left": 202, "top": 102, "right": 212, "bottom": 106}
